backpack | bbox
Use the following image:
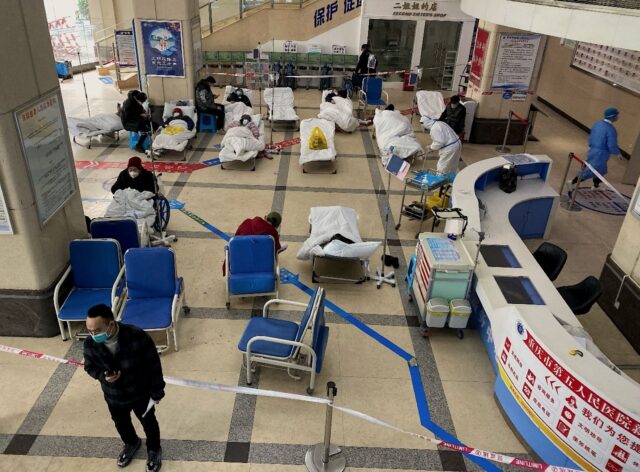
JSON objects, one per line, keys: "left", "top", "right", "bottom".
{"left": 367, "top": 54, "right": 377, "bottom": 70}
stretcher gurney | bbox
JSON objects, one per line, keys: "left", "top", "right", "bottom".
{"left": 264, "top": 87, "right": 300, "bottom": 131}
{"left": 150, "top": 101, "right": 197, "bottom": 161}
{"left": 373, "top": 108, "right": 424, "bottom": 161}
{"left": 299, "top": 118, "right": 337, "bottom": 174}
{"left": 219, "top": 114, "right": 266, "bottom": 171}
{"left": 297, "top": 206, "right": 381, "bottom": 283}
{"left": 67, "top": 113, "right": 123, "bottom": 149}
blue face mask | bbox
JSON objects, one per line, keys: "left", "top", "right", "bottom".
{"left": 92, "top": 332, "right": 109, "bottom": 343}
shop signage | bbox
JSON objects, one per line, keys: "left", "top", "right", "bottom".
{"left": 491, "top": 33, "right": 541, "bottom": 92}
{"left": 392, "top": 1, "right": 446, "bottom": 18}
{"left": 313, "top": 0, "right": 362, "bottom": 28}
{"left": 15, "top": 91, "right": 77, "bottom": 226}
{"left": 501, "top": 319, "right": 640, "bottom": 471}
{"left": 140, "top": 20, "right": 185, "bottom": 77}
{"left": 115, "top": 30, "right": 136, "bottom": 67}
{"left": 470, "top": 29, "right": 489, "bottom": 84}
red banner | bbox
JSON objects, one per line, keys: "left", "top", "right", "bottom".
{"left": 74, "top": 161, "right": 209, "bottom": 173}
{"left": 470, "top": 29, "right": 489, "bottom": 85}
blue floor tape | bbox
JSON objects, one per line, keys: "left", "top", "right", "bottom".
{"left": 202, "top": 157, "right": 221, "bottom": 167}
{"left": 182, "top": 211, "right": 501, "bottom": 471}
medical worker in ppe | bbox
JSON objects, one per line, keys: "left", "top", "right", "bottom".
{"left": 422, "top": 117, "right": 462, "bottom": 174}
{"left": 569, "top": 108, "right": 621, "bottom": 190}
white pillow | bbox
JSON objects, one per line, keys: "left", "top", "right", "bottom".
{"left": 322, "top": 240, "right": 381, "bottom": 259}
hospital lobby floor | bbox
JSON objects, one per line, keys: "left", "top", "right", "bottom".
{"left": 1, "top": 72, "right": 638, "bottom": 472}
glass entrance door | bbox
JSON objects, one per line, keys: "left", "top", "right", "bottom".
{"left": 419, "top": 21, "right": 462, "bottom": 90}
{"left": 368, "top": 19, "right": 416, "bottom": 78}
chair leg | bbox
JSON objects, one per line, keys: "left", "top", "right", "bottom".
{"left": 58, "top": 319, "right": 67, "bottom": 341}
{"left": 245, "top": 354, "right": 253, "bottom": 385}
{"left": 307, "top": 359, "right": 317, "bottom": 395}
{"left": 173, "top": 325, "right": 179, "bottom": 352}
{"left": 66, "top": 322, "right": 73, "bottom": 340}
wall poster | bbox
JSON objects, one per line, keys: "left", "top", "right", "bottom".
{"left": 140, "top": 20, "right": 185, "bottom": 77}
{"left": 491, "top": 33, "right": 541, "bottom": 92}
{"left": 0, "top": 178, "right": 13, "bottom": 235}
{"left": 15, "top": 91, "right": 77, "bottom": 226}
{"left": 470, "top": 28, "right": 489, "bottom": 84}
{"left": 115, "top": 30, "right": 136, "bottom": 67}
{"left": 572, "top": 42, "right": 640, "bottom": 96}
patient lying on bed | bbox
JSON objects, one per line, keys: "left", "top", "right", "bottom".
{"left": 318, "top": 90, "right": 359, "bottom": 133}
{"left": 228, "top": 114, "right": 259, "bottom": 139}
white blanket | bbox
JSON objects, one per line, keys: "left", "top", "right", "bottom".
{"left": 67, "top": 113, "right": 123, "bottom": 137}
{"left": 300, "top": 118, "right": 336, "bottom": 165}
{"left": 152, "top": 119, "right": 196, "bottom": 152}
{"left": 219, "top": 116, "right": 265, "bottom": 163}
{"left": 222, "top": 86, "right": 254, "bottom": 105}
{"left": 318, "top": 97, "right": 358, "bottom": 132}
{"left": 223, "top": 102, "right": 254, "bottom": 131}
{"left": 373, "top": 109, "right": 423, "bottom": 159}
{"left": 264, "top": 88, "right": 299, "bottom": 121}
{"left": 298, "top": 206, "right": 374, "bottom": 261}
{"left": 105, "top": 189, "right": 156, "bottom": 227}
{"left": 416, "top": 91, "right": 445, "bottom": 122}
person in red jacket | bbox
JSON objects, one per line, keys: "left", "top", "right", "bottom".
{"left": 235, "top": 211, "right": 287, "bottom": 253}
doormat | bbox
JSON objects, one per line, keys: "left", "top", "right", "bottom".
{"left": 572, "top": 187, "right": 629, "bottom": 215}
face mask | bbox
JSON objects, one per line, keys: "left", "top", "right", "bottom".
{"left": 129, "top": 170, "right": 140, "bottom": 179}
{"left": 241, "top": 118, "right": 249, "bottom": 126}
{"left": 91, "top": 323, "right": 112, "bottom": 343}
{"left": 173, "top": 113, "right": 181, "bottom": 118}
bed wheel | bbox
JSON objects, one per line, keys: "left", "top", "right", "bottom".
{"left": 332, "top": 170, "right": 337, "bottom": 175}
{"left": 226, "top": 302, "right": 231, "bottom": 309}
{"left": 408, "top": 295, "right": 413, "bottom": 303}
{"left": 183, "top": 306, "right": 191, "bottom": 314}
{"left": 457, "top": 330, "right": 464, "bottom": 340}
{"left": 306, "top": 387, "right": 314, "bottom": 395}
{"left": 421, "top": 328, "right": 429, "bottom": 338}
{"left": 251, "top": 167, "right": 256, "bottom": 171}
{"left": 395, "top": 224, "right": 401, "bottom": 230}
{"left": 303, "top": 169, "right": 307, "bottom": 174}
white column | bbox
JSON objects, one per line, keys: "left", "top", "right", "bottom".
{"left": 452, "top": 19, "right": 474, "bottom": 94}
{"left": 411, "top": 20, "right": 426, "bottom": 71}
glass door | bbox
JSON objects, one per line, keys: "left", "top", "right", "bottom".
{"left": 368, "top": 19, "right": 417, "bottom": 79}
{"left": 419, "top": 21, "right": 462, "bottom": 90}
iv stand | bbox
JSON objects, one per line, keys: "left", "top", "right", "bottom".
{"left": 372, "top": 169, "right": 396, "bottom": 289}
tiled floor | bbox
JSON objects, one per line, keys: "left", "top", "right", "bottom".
{"left": 1, "top": 71, "right": 638, "bottom": 471}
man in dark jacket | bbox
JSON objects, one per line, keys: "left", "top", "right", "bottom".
{"left": 354, "top": 44, "right": 372, "bottom": 90}
{"left": 439, "top": 95, "right": 467, "bottom": 137}
{"left": 84, "top": 304, "right": 165, "bottom": 471}
{"left": 195, "top": 76, "right": 225, "bottom": 129}
{"left": 121, "top": 91, "right": 156, "bottom": 153}
{"left": 111, "top": 156, "right": 156, "bottom": 195}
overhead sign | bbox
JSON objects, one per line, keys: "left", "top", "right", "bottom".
{"left": 313, "top": 0, "right": 362, "bottom": 28}
{"left": 364, "top": 0, "right": 473, "bottom": 20}
{"left": 15, "top": 91, "right": 77, "bottom": 226}
{"left": 492, "top": 33, "right": 541, "bottom": 92}
{"left": 283, "top": 41, "right": 297, "bottom": 53}
{"left": 500, "top": 319, "right": 640, "bottom": 471}
{"left": 140, "top": 20, "right": 185, "bottom": 77}
{"left": 470, "top": 28, "right": 489, "bottom": 84}
{"left": 115, "top": 30, "right": 136, "bottom": 67}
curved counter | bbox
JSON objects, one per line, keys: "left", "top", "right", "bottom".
{"left": 451, "top": 156, "right": 640, "bottom": 471}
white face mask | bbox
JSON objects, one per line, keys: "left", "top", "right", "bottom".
{"left": 173, "top": 113, "right": 181, "bottom": 118}
{"left": 241, "top": 118, "right": 249, "bottom": 126}
{"left": 129, "top": 170, "right": 140, "bottom": 179}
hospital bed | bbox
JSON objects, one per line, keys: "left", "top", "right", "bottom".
{"left": 297, "top": 206, "right": 381, "bottom": 284}
{"left": 413, "top": 90, "right": 445, "bottom": 126}
{"left": 222, "top": 86, "right": 255, "bottom": 131}
{"left": 373, "top": 108, "right": 425, "bottom": 162}
{"left": 263, "top": 87, "right": 300, "bottom": 131}
{"left": 67, "top": 113, "right": 123, "bottom": 149}
{"left": 318, "top": 90, "right": 359, "bottom": 133}
{"left": 150, "top": 100, "right": 197, "bottom": 161}
{"left": 219, "top": 114, "right": 266, "bottom": 171}
{"left": 299, "top": 118, "right": 337, "bottom": 174}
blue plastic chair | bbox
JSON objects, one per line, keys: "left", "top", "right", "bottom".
{"left": 54, "top": 239, "right": 124, "bottom": 340}
{"left": 90, "top": 217, "right": 145, "bottom": 255}
{"left": 238, "top": 287, "right": 328, "bottom": 394}
{"left": 358, "top": 77, "right": 388, "bottom": 118}
{"left": 117, "top": 247, "right": 188, "bottom": 352}
{"left": 225, "top": 235, "right": 278, "bottom": 308}
{"left": 128, "top": 131, "right": 151, "bottom": 150}
{"left": 198, "top": 113, "right": 217, "bottom": 133}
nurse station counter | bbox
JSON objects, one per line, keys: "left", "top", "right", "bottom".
{"left": 451, "top": 156, "right": 640, "bottom": 471}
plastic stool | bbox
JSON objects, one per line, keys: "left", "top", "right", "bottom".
{"left": 128, "top": 131, "right": 150, "bottom": 150}
{"left": 198, "top": 113, "right": 218, "bottom": 133}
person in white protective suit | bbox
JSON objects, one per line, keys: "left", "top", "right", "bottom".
{"left": 422, "top": 117, "right": 462, "bottom": 174}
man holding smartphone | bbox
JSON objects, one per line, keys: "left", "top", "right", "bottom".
{"left": 84, "top": 304, "right": 165, "bottom": 471}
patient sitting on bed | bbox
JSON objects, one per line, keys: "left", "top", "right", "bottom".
{"left": 162, "top": 107, "right": 195, "bottom": 130}
{"left": 235, "top": 212, "right": 287, "bottom": 253}
{"left": 227, "top": 114, "right": 259, "bottom": 139}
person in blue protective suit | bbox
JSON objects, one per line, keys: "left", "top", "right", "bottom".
{"left": 569, "top": 108, "right": 621, "bottom": 190}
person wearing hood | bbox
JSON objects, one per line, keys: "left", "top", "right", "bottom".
{"left": 568, "top": 107, "right": 621, "bottom": 190}
{"left": 162, "top": 107, "right": 195, "bottom": 130}
{"left": 121, "top": 90, "right": 157, "bottom": 153}
{"left": 422, "top": 117, "right": 462, "bottom": 175}
{"left": 439, "top": 95, "right": 466, "bottom": 137}
{"left": 111, "top": 156, "right": 156, "bottom": 194}
{"left": 195, "top": 76, "right": 225, "bottom": 129}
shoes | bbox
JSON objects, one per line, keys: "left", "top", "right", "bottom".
{"left": 117, "top": 438, "right": 141, "bottom": 468}
{"left": 146, "top": 448, "right": 162, "bottom": 472}
{"left": 135, "top": 145, "right": 146, "bottom": 154}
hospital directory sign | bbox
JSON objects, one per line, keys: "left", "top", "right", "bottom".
{"left": 491, "top": 33, "right": 541, "bottom": 92}
{"left": 15, "top": 91, "right": 76, "bottom": 226}
{"left": 141, "top": 20, "right": 185, "bottom": 77}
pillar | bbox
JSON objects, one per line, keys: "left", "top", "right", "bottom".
{"left": 0, "top": 0, "right": 87, "bottom": 336}
{"left": 465, "top": 20, "right": 547, "bottom": 145}
{"left": 131, "top": 0, "right": 202, "bottom": 109}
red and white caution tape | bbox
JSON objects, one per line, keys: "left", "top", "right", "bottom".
{"left": 0, "top": 343, "right": 583, "bottom": 472}
{"left": 266, "top": 137, "right": 301, "bottom": 151}
{"left": 570, "top": 153, "right": 629, "bottom": 202}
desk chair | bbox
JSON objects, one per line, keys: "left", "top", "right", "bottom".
{"left": 533, "top": 242, "right": 567, "bottom": 282}
{"left": 558, "top": 276, "right": 602, "bottom": 315}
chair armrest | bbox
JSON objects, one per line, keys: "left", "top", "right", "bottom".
{"left": 175, "top": 276, "right": 184, "bottom": 295}
{"left": 111, "top": 266, "right": 126, "bottom": 308}
{"left": 359, "top": 90, "right": 367, "bottom": 102}
{"left": 263, "top": 299, "right": 309, "bottom": 317}
{"left": 246, "top": 335, "right": 317, "bottom": 361}
{"left": 382, "top": 91, "right": 389, "bottom": 103}
{"left": 53, "top": 266, "right": 72, "bottom": 315}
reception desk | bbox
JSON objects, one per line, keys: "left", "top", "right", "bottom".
{"left": 452, "top": 156, "right": 640, "bottom": 471}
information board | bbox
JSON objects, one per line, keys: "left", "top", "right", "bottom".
{"left": 15, "top": 91, "right": 77, "bottom": 226}
{"left": 491, "top": 33, "right": 541, "bottom": 92}
{"left": 0, "top": 179, "right": 13, "bottom": 235}
{"left": 115, "top": 30, "right": 136, "bottom": 66}
{"left": 572, "top": 42, "right": 640, "bottom": 96}
{"left": 500, "top": 319, "right": 640, "bottom": 471}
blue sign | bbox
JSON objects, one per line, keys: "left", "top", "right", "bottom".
{"left": 314, "top": 0, "right": 361, "bottom": 28}
{"left": 141, "top": 20, "right": 185, "bottom": 77}
{"left": 502, "top": 92, "right": 513, "bottom": 100}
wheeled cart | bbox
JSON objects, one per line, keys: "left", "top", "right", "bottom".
{"left": 409, "top": 233, "right": 474, "bottom": 338}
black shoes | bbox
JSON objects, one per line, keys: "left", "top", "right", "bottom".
{"left": 117, "top": 438, "right": 141, "bottom": 467}
{"left": 135, "top": 145, "right": 146, "bottom": 154}
{"left": 146, "top": 448, "right": 162, "bottom": 472}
